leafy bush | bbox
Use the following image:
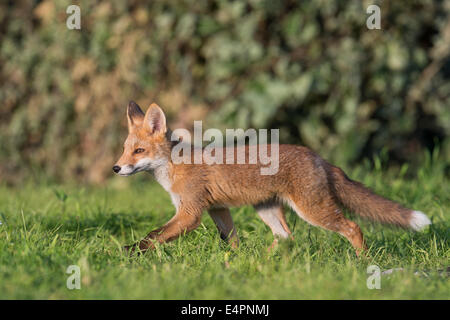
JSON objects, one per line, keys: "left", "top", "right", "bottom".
{"left": 0, "top": 0, "right": 448, "bottom": 183}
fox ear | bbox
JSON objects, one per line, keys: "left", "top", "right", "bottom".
{"left": 144, "top": 103, "right": 166, "bottom": 135}
{"left": 127, "top": 101, "right": 144, "bottom": 131}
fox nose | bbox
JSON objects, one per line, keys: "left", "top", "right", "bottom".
{"left": 112, "top": 166, "right": 121, "bottom": 173}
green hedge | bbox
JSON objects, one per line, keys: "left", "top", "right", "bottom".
{"left": 0, "top": 0, "right": 449, "bottom": 183}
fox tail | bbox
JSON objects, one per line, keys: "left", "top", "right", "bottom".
{"left": 329, "top": 166, "right": 431, "bottom": 230}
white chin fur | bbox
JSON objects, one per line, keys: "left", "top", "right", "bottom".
{"left": 117, "top": 158, "right": 166, "bottom": 176}
{"left": 117, "top": 164, "right": 138, "bottom": 176}
{"left": 409, "top": 211, "right": 431, "bottom": 231}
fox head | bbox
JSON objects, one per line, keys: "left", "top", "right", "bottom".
{"left": 113, "top": 101, "right": 171, "bottom": 176}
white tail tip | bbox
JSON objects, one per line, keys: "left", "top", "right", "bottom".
{"left": 409, "top": 211, "right": 431, "bottom": 231}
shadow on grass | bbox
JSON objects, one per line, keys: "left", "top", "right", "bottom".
{"left": 41, "top": 211, "right": 164, "bottom": 236}
{"left": 367, "top": 221, "right": 449, "bottom": 258}
{"left": 37, "top": 209, "right": 448, "bottom": 262}
{"left": 274, "top": 218, "right": 449, "bottom": 261}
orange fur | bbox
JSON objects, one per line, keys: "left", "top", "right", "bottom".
{"left": 114, "top": 101, "right": 429, "bottom": 256}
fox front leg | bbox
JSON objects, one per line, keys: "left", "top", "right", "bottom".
{"left": 123, "top": 207, "right": 202, "bottom": 255}
{"left": 208, "top": 207, "right": 239, "bottom": 248}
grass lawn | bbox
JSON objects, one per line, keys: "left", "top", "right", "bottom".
{"left": 0, "top": 155, "right": 448, "bottom": 299}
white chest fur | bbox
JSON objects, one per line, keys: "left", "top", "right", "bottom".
{"left": 153, "top": 163, "right": 181, "bottom": 210}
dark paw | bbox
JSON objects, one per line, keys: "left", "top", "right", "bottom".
{"left": 122, "top": 243, "right": 149, "bottom": 256}
{"left": 122, "top": 244, "right": 138, "bottom": 256}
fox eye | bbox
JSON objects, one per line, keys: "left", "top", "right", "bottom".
{"left": 134, "top": 148, "right": 145, "bottom": 154}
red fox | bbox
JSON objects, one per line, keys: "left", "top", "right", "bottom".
{"left": 113, "top": 101, "right": 431, "bottom": 256}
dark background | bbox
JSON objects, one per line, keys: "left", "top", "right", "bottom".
{"left": 0, "top": 0, "right": 449, "bottom": 184}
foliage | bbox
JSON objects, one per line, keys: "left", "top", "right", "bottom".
{"left": 0, "top": 0, "right": 449, "bottom": 183}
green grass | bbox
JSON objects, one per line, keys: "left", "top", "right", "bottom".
{"left": 0, "top": 157, "right": 448, "bottom": 299}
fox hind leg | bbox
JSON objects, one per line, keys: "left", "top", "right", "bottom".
{"left": 254, "top": 202, "right": 293, "bottom": 251}
{"left": 286, "top": 195, "right": 366, "bottom": 256}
